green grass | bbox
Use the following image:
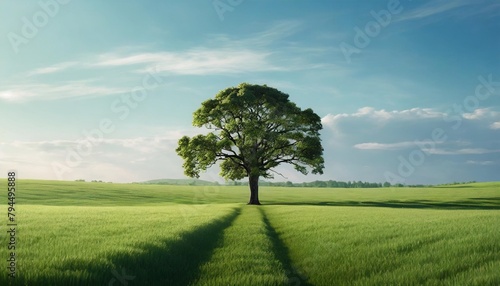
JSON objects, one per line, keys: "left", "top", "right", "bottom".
{"left": 0, "top": 179, "right": 499, "bottom": 285}
{"left": 263, "top": 205, "right": 500, "bottom": 285}
{"left": 193, "top": 206, "right": 288, "bottom": 285}
{"left": 3, "top": 179, "right": 500, "bottom": 207}
{"left": 140, "top": 178, "right": 220, "bottom": 186}
{"left": 1, "top": 204, "right": 240, "bottom": 285}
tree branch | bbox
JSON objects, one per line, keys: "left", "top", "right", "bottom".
{"left": 268, "top": 168, "right": 288, "bottom": 179}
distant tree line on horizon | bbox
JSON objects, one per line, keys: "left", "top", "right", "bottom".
{"left": 74, "top": 178, "right": 478, "bottom": 187}
{"left": 228, "top": 180, "right": 397, "bottom": 188}
{"left": 227, "top": 180, "right": 478, "bottom": 188}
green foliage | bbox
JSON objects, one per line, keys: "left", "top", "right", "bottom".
{"left": 176, "top": 83, "right": 325, "bottom": 181}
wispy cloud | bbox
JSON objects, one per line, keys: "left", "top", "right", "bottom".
{"left": 425, "top": 148, "right": 500, "bottom": 155}
{"left": 322, "top": 107, "right": 445, "bottom": 129}
{"left": 354, "top": 140, "right": 500, "bottom": 155}
{"left": 93, "top": 21, "right": 310, "bottom": 75}
{"left": 7, "top": 132, "right": 182, "bottom": 154}
{"left": 354, "top": 141, "right": 430, "bottom": 150}
{"left": 1, "top": 21, "right": 327, "bottom": 102}
{"left": 462, "top": 108, "right": 500, "bottom": 120}
{"left": 206, "top": 20, "right": 303, "bottom": 48}
{"left": 466, "top": 160, "right": 495, "bottom": 165}
{"left": 0, "top": 81, "right": 128, "bottom": 102}
{"left": 0, "top": 132, "right": 188, "bottom": 182}
{"left": 395, "top": 0, "right": 473, "bottom": 22}
{"left": 27, "top": 61, "right": 79, "bottom": 76}
{"left": 95, "top": 49, "right": 281, "bottom": 75}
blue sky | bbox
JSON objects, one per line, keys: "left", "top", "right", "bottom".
{"left": 1, "top": 0, "right": 499, "bottom": 184}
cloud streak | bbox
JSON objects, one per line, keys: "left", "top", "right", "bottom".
{"left": 425, "top": 148, "right": 500, "bottom": 155}
{"left": 1, "top": 21, "right": 329, "bottom": 102}
{"left": 26, "top": 61, "right": 79, "bottom": 76}
{"left": 6, "top": 132, "right": 182, "bottom": 154}
{"left": 0, "top": 81, "right": 128, "bottom": 102}
{"left": 462, "top": 108, "right": 500, "bottom": 120}
{"left": 95, "top": 49, "right": 281, "bottom": 75}
{"left": 466, "top": 160, "right": 495, "bottom": 165}
{"left": 395, "top": 0, "right": 472, "bottom": 22}
{"left": 354, "top": 141, "right": 429, "bottom": 150}
{"left": 322, "top": 107, "right": 446, "bottom": 132}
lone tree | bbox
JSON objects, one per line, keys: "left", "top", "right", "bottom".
{"left": 176, "top": 83, "right": 324, "bottom": 204}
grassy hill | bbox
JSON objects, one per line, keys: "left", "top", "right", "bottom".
{"left": 0, "top": 179, "right": 498, "bottom": 285}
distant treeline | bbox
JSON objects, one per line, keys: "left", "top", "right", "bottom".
{"left": 227, "top": 180, "right": 478, "bottom": 188}
{"left": 228, "top": 180, "right": 393, "bottom": 188}
{"left": 75, "top": 178, "right": 478, "bottom": 188}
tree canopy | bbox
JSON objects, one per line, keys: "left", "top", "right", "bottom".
{"left": 176, "top": 83, "right": 324, "bottom": 204}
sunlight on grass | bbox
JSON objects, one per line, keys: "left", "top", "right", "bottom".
{"left": 193, "top": 206, "right": 288, "bottom": 286}
{"left": 263, "top": 205, "right": 500, "bottom": 285}
{"left": 0, "top": 204, "right": 239, "bottom": 285}
{"left": 0, "top": 179, "right": 498, "bottom": 284}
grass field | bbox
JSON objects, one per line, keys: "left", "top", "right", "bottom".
{"left": 0, "top": 179, "right": 499, "bottom": 285}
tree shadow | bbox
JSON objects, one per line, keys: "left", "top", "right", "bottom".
{"left": 9, "top": 208, "right": 241, "bottom": 286}
{"left": 265, "top": 198, "right": 500, "bottom": 210}
{"left": 258, "top": 208, "right": 313, "bottom": 286}
{"left": 468, "top": 197, "right": 500, "bottom": 202}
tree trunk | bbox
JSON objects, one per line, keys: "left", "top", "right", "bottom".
{"left": 248, "top": 175, "right": 261, "bottom": 205}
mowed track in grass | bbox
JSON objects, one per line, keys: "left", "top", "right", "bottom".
{"left": 192, "top": 206, "right": 289, "bottom": 286}
{"left": 0, "top": 179, "right": 499, "bottom": 285}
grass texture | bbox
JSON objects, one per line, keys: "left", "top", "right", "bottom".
{"left": 0, "top": 179, "right": 498, "bottom": 285}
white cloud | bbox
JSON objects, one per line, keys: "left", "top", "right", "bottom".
{"left": 354, "top": 141, "right": 428, "bottom": 150}
{"left": 490, "top": 122, "right": 500, "bottom": 130}
{"left": 0, "top": 131, "right": 188, "bottom": 182}
{"left": 322, "top": 107, "right": 445, "bottom": 130}
{"left": 461, "top": 108, "right": 500, "bottom": 130}
{"left": 463, "top": 108, "right": 499, "bottom": 120}
{"left": 353, "top": 141, "right": 495, "bottom": 155}
{"left": 8, "top": 132, "right": 183, "bottom": 154}
{"left": 318, "top": 104, "right": 500, "bottom": 184}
